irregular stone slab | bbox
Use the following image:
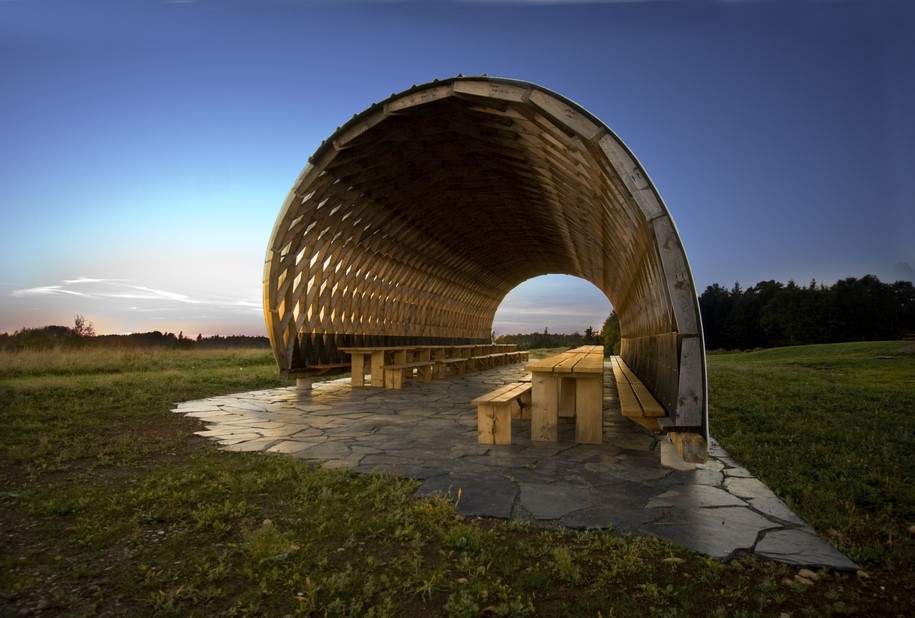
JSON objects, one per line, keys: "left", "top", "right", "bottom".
{"left": 585, "top": 462, "right": 671, "bottom": 484}
{"left": 660, "top": 468, "right": 724, "bottom": 487}
{"left": 724, "top": 466, "right": 753, "bottom": 479}
{"left": 724, "top": 476, "right": 775, "bottom": 500}
{"left": 518, "top": 483, "right": 592, "bottom": 520}
{"left": 748, "top": 496, "right": 806, "bottom": 525}
{"left": 646, "top": 485, "right": 748, "bottom": 509}
{"left": 221, "top": 438, "right": 281, "bottom": 452}
{"left": 416, "top": 475, "right": 517, "bottom": 519}
{"left": 606, "top": 431, "right": 658, "bottom": 452}
{"left": 295, "top": 442, "right": 352, "bottom": 460}
{"left": 560, "top": 504, "right": 661, "bottom": 531}
{"left": 754, "top": 528, "right": 860, "bottom": 571}
{"left": 268, "top": 440, "right": 316, "bottom": 455}
{"left": 643, "top": 506, "right": 778, "bottom": 559}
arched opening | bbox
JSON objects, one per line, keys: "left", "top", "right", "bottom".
{"left": 493, "top": 274, "right": 612, "bottom": 340}
{"left": 263, "top": 75, "right": 707, "bottom": 450}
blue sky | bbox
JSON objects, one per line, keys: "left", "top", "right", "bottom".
{"left": 2, "top": 0, "right": 913, "bottom": 337}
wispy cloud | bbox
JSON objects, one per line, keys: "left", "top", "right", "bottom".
{"left": 11, "top": 285, "right": 89, "bottom": 297}
{"left": 11, "top": 278, "right": 260, "bottom": 312}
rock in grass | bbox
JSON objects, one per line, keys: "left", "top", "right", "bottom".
{"left": 798, "top": 568, "right": 820, "bottom": 581}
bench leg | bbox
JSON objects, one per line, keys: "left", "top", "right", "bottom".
{"left": 515, "top": 390, "right": 532, "bottom": 420}
{"left": 350, "top": 353, "right": 366, "bottom": 387}
{"left": 477, "top": 402, "right": 512, "bottom": 445}
{"left": 418, "top": 364, "right": 434, "bottom": 383}
{"left": 370, "top": 351, "right": 386, "bottom": 387}
{"left": 385, "top": 368, "right": 404, "bottom": 389}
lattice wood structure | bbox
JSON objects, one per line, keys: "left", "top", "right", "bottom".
{"left": 264, "top": 76, "right": 708, "bottom": 438}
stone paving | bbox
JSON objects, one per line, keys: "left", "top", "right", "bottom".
{"left": 172, "top": 363, "right": 858, "bottom": 571}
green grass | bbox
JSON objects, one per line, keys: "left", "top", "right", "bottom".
{"left": 1, "top": 343, "right": 913, "bottom": 616}
{"left": 707, "top": 341, "right": 915, "bottom": 568}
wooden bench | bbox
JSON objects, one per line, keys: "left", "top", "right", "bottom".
{"left": 610, "top": 356, "right": 707, "bottom": 463}
{"left": 433, "top": 357, "right": 469, "bottom": 379}
{"left": 472, "top": 382, "right": 533, "bottom": 445}
{"left": 609, "top": 356, "right": 666, "bottom": 431}
{"left": 383, "top": 361, "right": 436, "bottom": 389}
{"left": 470, "top": 352, "right": 516, "bottom": 371}
{"left": 281, "top": 363, "right": 350, "bottom": 389}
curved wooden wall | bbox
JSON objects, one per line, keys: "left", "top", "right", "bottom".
{"left": 264, "top": 76, "right": 707, "bottom": 435}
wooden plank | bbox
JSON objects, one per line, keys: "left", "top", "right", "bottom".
{"left": 472, "top": 382, "right": 524, "bottom": 405}
{"left": 349, "top": 351, "right": 367, "bottom": 387}
{"left": 530, "top": 373, "right": 559, "bottom": 442}
{"left": 616, "top": 380, "right": 644, "bottom": 419}
{"left": 675, "top": 335, "right": 705, "bottom": 428}
{"left": 477, "top": 403, "right": 496, "bottom": 444}
{"left": 370, "top": 350, "right": 386, "bottom": 387}
{"left": 630, "top": 381, "right": 666, "bottom": 418}
{"left": 575, "top": 375, "right": 603, "bottom": 444}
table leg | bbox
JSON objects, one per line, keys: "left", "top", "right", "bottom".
{"left": 559, "top": 377, "right": 576, "bottom": 417}
{"left": 531, "top": 373, "right": 559, "bottom": 442}
{"left": 350, "top": 353, "right": 366, "bottom": 387}
{"left": 575, "top": 375, "right": 603, "bottom": 444}
{"left": 370, "top": 351, "right": 386, "bottom": 387}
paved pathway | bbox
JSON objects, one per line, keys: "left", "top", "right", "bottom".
{"left": 172, "top": 363, "right": 858, "bottom": 571}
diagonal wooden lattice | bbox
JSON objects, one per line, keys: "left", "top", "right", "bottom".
{"left": 264, "top": 76, "right": 707, "bottom": 435}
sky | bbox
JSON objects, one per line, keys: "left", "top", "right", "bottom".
{"left": 1, "top": 0, "right": 913, "bottom": 337}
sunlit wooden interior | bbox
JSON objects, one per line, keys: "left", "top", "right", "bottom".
{"left": 264, "top": 76, "right": 707, "bottom": 438}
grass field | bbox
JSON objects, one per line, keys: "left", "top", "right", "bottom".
{"left": 1, "top": 342, "right": 913, "bottom": 616}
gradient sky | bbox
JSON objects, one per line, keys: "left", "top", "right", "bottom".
{"left": 2, "top": 0, "right": 913, "bottom": 337}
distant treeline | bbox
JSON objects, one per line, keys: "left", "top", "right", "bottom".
{"left": 699, "top": 275, "right": 915, "bottom": 351}
{"left": 495, "top": 327, "right": 601, "bottom": 351}
{"left": 0, "top": 326, "right": 270, "bottom": 351}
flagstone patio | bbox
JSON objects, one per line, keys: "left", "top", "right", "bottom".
{"left": 172, "top": 363, "right": 858, "bottom": 571}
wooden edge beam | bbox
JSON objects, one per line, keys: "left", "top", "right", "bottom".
{"left": 668, "top": 432, "right": 708, "bottom": 464}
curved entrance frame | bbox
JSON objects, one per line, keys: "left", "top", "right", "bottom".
{"left": 264, "top": 76, "right": 708, "bottom": 442}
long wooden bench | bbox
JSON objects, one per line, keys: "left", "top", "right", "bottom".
{"left": 609, "top": 356, "right": 665, "bottom": 432}
{"left": 383, "top": 361, "right": 436, "bottom": 389}
{"left": 610, "top": 356, "right": 707, "bottom": 463}
{"left": 473, "top": 382, "right": 532, "bottom": 445}
{"left": 433, "top": 357, "right": 469, "bottom": 378}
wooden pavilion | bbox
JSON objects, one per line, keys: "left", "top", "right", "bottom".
{"left": 263, "top": 76, "right": 708, "bottom": 454}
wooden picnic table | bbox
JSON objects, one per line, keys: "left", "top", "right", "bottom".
{"left": 338, "top": 346, "right": 429, "bottom": 387}
{"left": 524, "top": 345, "right": 604, "bottom": 444}
{"left": 340, "top": 343, "right": 521, "bottom": 388}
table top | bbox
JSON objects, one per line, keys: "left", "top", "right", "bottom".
{"left": 339, "top": 343, "right": 517, "bottom": 354}
{"left": 524, "top": 345, "right": 604, "bottom": 374}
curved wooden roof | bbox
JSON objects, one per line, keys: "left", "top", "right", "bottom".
{"left": 264, "top": 76, "right": 707, "bottom": 435}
